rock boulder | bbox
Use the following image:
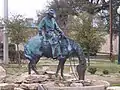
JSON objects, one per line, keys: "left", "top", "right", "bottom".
{"left": 0, "top": 66, "right": 6, "bottom": 83}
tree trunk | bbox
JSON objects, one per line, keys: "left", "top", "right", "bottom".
{"left": 16, "top": 44, "right": 21, "bottom": 66}
{"left": 87, "top": 50, "right": 90, "bottom": 66}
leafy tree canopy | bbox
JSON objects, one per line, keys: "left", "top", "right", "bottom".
{"left": 67, "top": 12, "right": 106, "bottom": 53}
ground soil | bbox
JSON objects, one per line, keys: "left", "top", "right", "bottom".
{"left": 85, "top": 74, "right": 120, "bottom": 85}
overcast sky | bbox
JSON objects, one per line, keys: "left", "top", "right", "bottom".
{"left": 0, "top": 0, "right": 52, "bottom": 19}
{"left": 0, "top": 0, "right": 110, "bottom": 19}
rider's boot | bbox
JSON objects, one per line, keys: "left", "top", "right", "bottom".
{"left": 57, "top": 46, "right": 64, "bottom": 60}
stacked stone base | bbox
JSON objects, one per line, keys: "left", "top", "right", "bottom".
{"left": 0, "top": 71, "right": 110, "bottom": 90}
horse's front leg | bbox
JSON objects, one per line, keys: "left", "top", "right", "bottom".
{"left": 60, "top": 59, "right": 66, "bottom": 80}
{"left": 76, "top": 64, "right": 86, "bottom": 80}
{"left": 55, "top": 61, "right": 61, "bottom": 77}
{"left": 77, "top": 55, "right": 86, "bottom": 80}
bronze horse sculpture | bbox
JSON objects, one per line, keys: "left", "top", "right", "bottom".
{"left": 24, "top": 34, "right": 86, "bottom": 80}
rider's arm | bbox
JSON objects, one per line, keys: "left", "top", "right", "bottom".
{"left": 54, "top": 20, "right": 64, "bottom": 34}
{"left": 38, "top": 18, "right": 45, "bottom": 35}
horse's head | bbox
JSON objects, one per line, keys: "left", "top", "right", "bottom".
{"left": 72, "top": 42, "right": 87, "bottom": 80}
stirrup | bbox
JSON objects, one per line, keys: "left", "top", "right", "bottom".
{"left": 52, "top": 55, "right": 57, "bottom": 59}
{"left": 58, "top": 55, "right": 64, "bottom": 60}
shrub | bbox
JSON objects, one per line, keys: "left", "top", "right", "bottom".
{"left": 119, "top": 71, "right": 120, "bottom": 73}
{"left": 87, "top": 67, "right": 97, "bottom": 74}
{"left": 103, "top": 69, "right": 109, "bottom": 75}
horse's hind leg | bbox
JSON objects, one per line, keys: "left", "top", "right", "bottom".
{"left": 35, "top": 56, "right": 40, "bottom": 69}
{"left": 30, "top": 59, "right": 39, "bottom": 74}
{"left": 35, "top": 56, "right": 40, "bottom": 64}
{"left": 28, "top": 61, "right": 31, "bottom": 74}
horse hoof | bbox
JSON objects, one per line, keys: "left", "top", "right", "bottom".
{"left": 28, "top": 73, "right": 31, "bottom": 75}
{"left": 55, "top": 74, "right": 58, "bottom": 77}
{"left": 37, "top": 73, "right": 39, "bottom": 75}
{"left": 36, "top": 72, "right": 39, "bottom": 75}
{"left": 62, "top": 77, "right": 66, "bottom": 81}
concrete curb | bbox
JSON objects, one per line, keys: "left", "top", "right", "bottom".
{"left": 107, "top": 86, "right": 120, "bottom": 90}
{"left": 44, "top": 85, "right": 106, "bottom": 90}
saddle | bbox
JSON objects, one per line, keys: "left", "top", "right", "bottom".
{"left": 41, "top": 35, "right": 71, "bottom": 56}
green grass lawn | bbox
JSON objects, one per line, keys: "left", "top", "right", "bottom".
{"left": 89, "top": 60, "right": 120, "bottom": 74}
{"left": 4, "top": 59, "right": 120, "bottom": 75}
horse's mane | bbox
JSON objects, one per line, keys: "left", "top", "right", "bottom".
{"left": 62, "top": 37, "right": 80, "bottom": 49}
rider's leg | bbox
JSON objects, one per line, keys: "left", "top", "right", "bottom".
{"left": 49, "top": 38, "right": 57, "bottom": 58}
{"left": 50, "top": 36, "right": 63, "bottom": 58}
{"left": 51, "top": 44, "right": 63, "bottom": 58}
{"left": 51, "top": 45, "right": 56, "bottom": 58}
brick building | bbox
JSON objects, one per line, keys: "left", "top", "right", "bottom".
{"left": 100, "top": 34, "right": 118, "bottom": 55}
